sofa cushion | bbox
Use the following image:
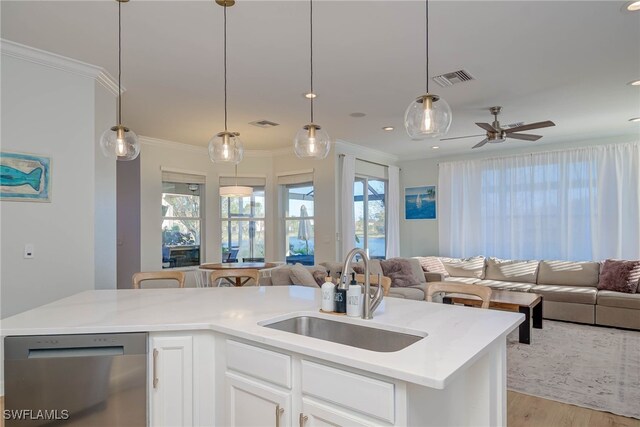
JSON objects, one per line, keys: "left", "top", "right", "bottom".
{"left": 441, "top": 256, "right": 485, "bottom": 279}
{"left": 271, "top": 266, "right": 294, "bottom": 286}
{"left": 537, "top": 260, "right": 599, "bottom": 287}
{"left": 597, "top": 259, "right": 640, "bottom": 293}
{"left": 289, "top": 264, "right": 320, "bottom": 287}
{"left": 415, "top": 256, "right": 449, "bottom": 278}
{"left": 597, "top": 290, "right": 640, "bottom": 310}
{"left": 319, "top": 262, "right": 344, "bottom": 280}
{"left": 476, "top": 279, "right": 533, "bottom": 292}
{"left": 485, "top": 258, "right": 539, "bottom": 283}
{"left": 444, "top": 277, "right": 481, "bottom": 285}
{"left": 530, "top": 284, "right": 597, "bottom": 304}
{"left": 351, "top": 259, "right": 384, "bottom": 277}
{"left": 387, "top": 287, "right": 425, "bottom": 300}
{"left": 380, "top": 258, "right": 421, "bottom": 287}
{"left": 408, "top": 258, "right": 427, "bottom": 283}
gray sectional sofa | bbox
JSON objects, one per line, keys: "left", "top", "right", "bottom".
{"left": 259, "top": 257, "right": 640, "bottom": 331}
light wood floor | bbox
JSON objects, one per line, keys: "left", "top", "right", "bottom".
{"left": 508, "top": 391, "right": 640, "bottom": 427}
{"left": 1, "top": 393, "right": 639, "bottom": 426}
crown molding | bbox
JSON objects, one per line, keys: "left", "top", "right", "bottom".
{"left": 0, "top": 39, "right": 120, "bottom": 97}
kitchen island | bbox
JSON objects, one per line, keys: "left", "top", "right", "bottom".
{"left": 1, "top": 286, "right": 523, "bottom": 426}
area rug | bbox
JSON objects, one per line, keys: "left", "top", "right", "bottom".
{"left": 506, "top": 320, "right": 640, "bottom": 419}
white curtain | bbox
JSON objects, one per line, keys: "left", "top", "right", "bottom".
{"left": 438, "top": 142, "right": 640, "bottom": 261}
{"left": 341, "top": 155, "right": 356, "bottom": 259}
{"left": 386, "top": 166, "right": 400, "bottom": 258}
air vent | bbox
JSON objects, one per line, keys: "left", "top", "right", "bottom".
{"left": 249, "top": 120, "right": 279, "bottom": 128}
{"left": 432, "top": 70, "right": 475, "bottom": 87}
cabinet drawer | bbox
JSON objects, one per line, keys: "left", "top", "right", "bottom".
{"left": 301, "top": 360, "right": 395, "bottom": 423}
{"left": 227, "top": 340, "right": 292, "bottom": 388}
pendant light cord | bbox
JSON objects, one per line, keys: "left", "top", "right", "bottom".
{"left": 425, "top": 0, "right": 429, "bottom": 94}
{"left": 118, "top": 0, "right": 122, "bottom": 125}
{"left": 309, "top": 0, "right": 314, "bottom": 124}
{"left": 224, "top": 4, "right": 228, "bottom": 132}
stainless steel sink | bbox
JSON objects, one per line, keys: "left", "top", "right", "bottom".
{"left": 262, "top": 316, "right": 425, "bottom": 352}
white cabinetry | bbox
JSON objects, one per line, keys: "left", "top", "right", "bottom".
{"left": 226, "top": 372, "right": 291, "bottom": 427}
{"left": 149, "top": 332, "right": 215, "bottom": 427}
{"left": 225, "top": 339, "right": 396, "bottom": 427}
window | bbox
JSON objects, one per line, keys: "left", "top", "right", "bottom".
{"left": 284, "top": 183, "right": 315, "bottom": 265}
{"left": 354, "top": 177, "right": 386, "bottom": 259}
{"left": 221, "top": 187, "right": 265, "bottom": 262}
{"left": 162, "top": 181, "right": 203, "bottom": 268}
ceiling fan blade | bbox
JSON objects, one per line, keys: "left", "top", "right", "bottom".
{"left": 440, "top": 134, "right": 486, "bottom": 141}
{"left": 505, "top": 121, "right": 555, "bottom": 133}
{"left": 507, "top": 133, "right": 542, "bottom": 141}
{"left": 472, "top": 139, "right": 489, "bottom": 149}
{"left": 476, "top": 122, "right": 498, "bottom": 133}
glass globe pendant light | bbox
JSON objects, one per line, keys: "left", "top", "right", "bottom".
{"left": 404, "top": 0, "right": 452, "bottom": 139}
{"left": 100, "top": 0, "right": 140, "bottom": 161}
{"left": 293, "top": 0, "right": 330, "bottom": 159}
{"left": 209, "top": 0, "right": 244, "bottom": 165}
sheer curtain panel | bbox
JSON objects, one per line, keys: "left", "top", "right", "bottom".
{"left": 438, "top": 143, "right": 640, "bottom": 261}
{"left": 386, "top": 166, "right": 400, "bottom": 258}
{"left": 340, "top": 155, "right": 356, "bottom": 259}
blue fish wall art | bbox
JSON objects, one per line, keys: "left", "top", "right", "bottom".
{"left": 0, "top": 152, "right": 51, "bottom": 202}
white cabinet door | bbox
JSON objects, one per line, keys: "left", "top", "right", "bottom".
{"left": 226, "top": 372, "right": 291, "bottom": 427}
{"left": 150, "top": 334, "right": 194, "bottom": 427}
{"left": 301, "top": 398, "right": 375, "bottom": 427}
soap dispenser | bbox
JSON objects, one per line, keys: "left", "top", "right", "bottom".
{"left": 347, "top": 274, "right": 363, "bottom": 317}
{"left": 335, "top": 274, "right": 349, "bottom": 313}
{"left": 321, "top": 276, "right": 336, "bottom": 312}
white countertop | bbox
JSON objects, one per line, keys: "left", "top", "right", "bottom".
{"left": 0, "top": 287, "right": 523, "bottom": 389}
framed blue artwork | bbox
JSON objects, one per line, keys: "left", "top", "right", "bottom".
{"left": 0, "top": 151, "right": 51, "bottom": 202}
{"left": 405, "top": 185, "right": 436, "bottom": 220}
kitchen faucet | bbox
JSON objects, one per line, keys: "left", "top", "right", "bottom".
{"left": 341, "top": 248, "right": 384, "bottom": 319}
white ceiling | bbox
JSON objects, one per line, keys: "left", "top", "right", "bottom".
{"left": 2, "top": 1, "right": 639, "bottom": 159}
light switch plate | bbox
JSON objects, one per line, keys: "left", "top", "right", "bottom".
{"left": 24, "top": 244, "right": 34, "bottom": 259}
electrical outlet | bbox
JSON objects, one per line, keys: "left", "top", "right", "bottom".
{"left": 24, "top": 244, "right": 34, "bottom": 259}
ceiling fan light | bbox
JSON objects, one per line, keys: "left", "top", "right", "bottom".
{"left": 404, "top": 94, "right": 452, "bottom": 139}
{"left": 294, "top": 124, "right": 330, "bottom": 159}
{"left": 208, "top": 131, "right": 244, "bottom": 164}
{"left": 220, "top": 185, "right": 253, "bottom": 198}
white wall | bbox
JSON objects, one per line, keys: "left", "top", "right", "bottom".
{"left": 0, "top": 47, "right": 117, "bottom": 318}
{"left": 398, "top": 135, "right": 639, "bottom": 258}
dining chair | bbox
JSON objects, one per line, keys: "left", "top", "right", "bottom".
{"left": 132, "top": 271, "right": 186, "bottom": 289}
{"left": 209, "top": 269, "right": 260, "bottom": 287}
{"left": 354, "top": 274, "right": 392, "bottom": 297}
{"left": 426, "top": 282, "right": 492, "bottom": 309}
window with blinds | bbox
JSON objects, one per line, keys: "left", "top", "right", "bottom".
{"left": 161, "top": 170, "right": 205, "bottom": 268}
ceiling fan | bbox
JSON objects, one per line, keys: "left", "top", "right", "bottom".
{"left": 441, "top": 106, "right": 556, "bottom": 149}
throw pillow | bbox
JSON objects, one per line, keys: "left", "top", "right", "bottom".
{"left": 312, "top": 269, "right": 330, "bottom": 287}
{"left": 441, "top": 256, "right": 485, "bottom": 279}
{"left": 380, "top": 258, "right": 421, "bottom": 288}
{"left": 415, "top": 256, "right": 449, "bottom": 278}
{"left": 270, "top": 266, "right": 293, "bottom": 286}
{"left": 289, "top": 263, "right": 320, "bottom": 287}
{"left": 598, "top": 259, "right": 640, "bottom": 293}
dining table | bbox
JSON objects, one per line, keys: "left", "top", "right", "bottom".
{"left": 199, "top": 262, "right": 278, "bottom": 287}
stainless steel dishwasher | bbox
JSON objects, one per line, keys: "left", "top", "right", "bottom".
{"left": 4, "top": 332, "right": 147, "bottom": 427}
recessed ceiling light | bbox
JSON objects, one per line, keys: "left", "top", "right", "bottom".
{"left": 303, "top": 92, "right": 316, "bottom": 99}
{"left": 382, "top": 126, "right": 394, "bottom": 131}
{"left": 431, "top": 146, "right": 440, "bottom": 149}
{"left": 629, "top": 80, "right": 640, "bottom": 86}
{"left": 627, "top": 1, "right": 640, "bottom": 11}
{"left": 629, "top": 117, "right": 640, "bottom": 122}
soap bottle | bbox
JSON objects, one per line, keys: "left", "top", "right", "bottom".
{"left": 347, "top": 274, "right": 362, "bottom": 317}
{"left": 321, "top": 276, "right": 336, "bottom": 312}
{"left": 335, "top": 274, "right": 348, "bottom": 313}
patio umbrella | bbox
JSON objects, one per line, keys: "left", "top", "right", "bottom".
{"left": 297, "top": 205, "right": 312, "bottom": 254}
